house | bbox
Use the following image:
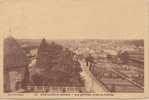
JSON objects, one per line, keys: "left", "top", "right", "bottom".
{"left": 4, "top": 36, "right": 29, "bottom": 92}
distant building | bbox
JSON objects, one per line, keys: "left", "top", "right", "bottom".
{"left": 4, "top": 36, "right": 29, "bottom": 92}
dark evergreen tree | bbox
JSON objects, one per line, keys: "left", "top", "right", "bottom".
{"left": 35, "top": 39, "right": 84, "bottom": 87}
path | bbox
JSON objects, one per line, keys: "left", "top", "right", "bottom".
{"left": 80, "top": 60, "right": 108, "bottom": 93}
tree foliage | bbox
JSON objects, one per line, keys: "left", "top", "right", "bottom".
{"left": 35, "top": 39, "right": 84, "bottom": 86}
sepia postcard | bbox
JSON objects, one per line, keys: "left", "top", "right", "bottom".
{"left": 0, "top": 0, "right": 149, "bottom": 99}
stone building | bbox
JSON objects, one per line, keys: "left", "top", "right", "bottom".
{"left": 4, "top": 36, "right": 29, "bottom": 92}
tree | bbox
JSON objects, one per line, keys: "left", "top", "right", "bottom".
{"left": 31, "top": 73, "right": 43, "bottom": 86}
{"left": 35, "top": 39, "right": 84, "bottom": 87}
{"left": 22, "top": 67, "right": 30, "bottom": 90}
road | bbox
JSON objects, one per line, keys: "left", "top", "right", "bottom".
{"left": 80, "top": 60, "right": 108, "bottom": 93}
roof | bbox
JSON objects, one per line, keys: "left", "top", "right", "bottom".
{"left": 4, "top": 36, "right": 28, "bottom": 69}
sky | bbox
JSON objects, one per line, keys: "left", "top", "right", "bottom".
{"left": 0, "top": 0, "right": 148, "bottom": 39}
